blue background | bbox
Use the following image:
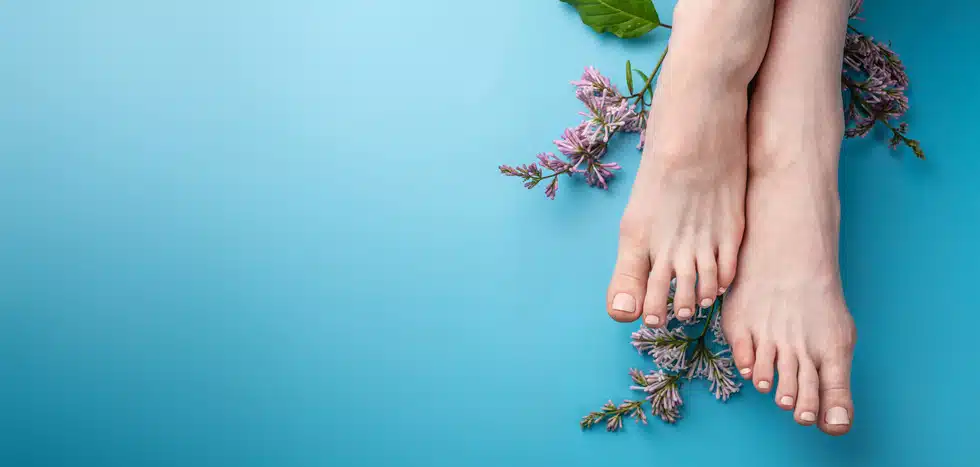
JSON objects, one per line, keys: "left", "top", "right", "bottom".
{"left": 1, "top": 1, "right": 977, "bottom": 466}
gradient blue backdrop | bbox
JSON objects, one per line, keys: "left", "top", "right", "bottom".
{"left": 2, "top": 1, "right": 977, "bottom": 466}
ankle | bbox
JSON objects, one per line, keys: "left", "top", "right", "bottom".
{"left": 669, "top": 0, "right": 775, "bottom": 85}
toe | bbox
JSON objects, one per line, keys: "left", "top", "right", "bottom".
{"left": 726, "top": 327, "right": 755, "bottom": 379}
{"left": 752, "top": 341, "right": 776, "bottom": 393}
{"left": 671, "top": 260, "right": 697, "bottom": 321}
{"left": 695, "top": 251, "right": 719, "bottom": 308}
{"left": 794, "top": 359, "right": 820, "bottom": 426}
{"left": 716, "top": 241, "right": 739, "bottom": 294}
{"left": 817, "top": 352, "right": 854, "bottom": 436}
{"left": 606, "top": 240, "right": 650, "bottom": 322}
{"left": 775, "top": 351, "right": 799, "bottom": 411}
{"left": 641, "top": 261, "right": 672, "bottom": 328}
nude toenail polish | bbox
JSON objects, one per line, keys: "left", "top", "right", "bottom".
{"left": 718, "top": 287, "right": 726, "bottom": 294}
{"left": 826, "top": 407, "right": 850, "bottom": 425}
{"left": 700, "top": 298, "right": 713, "bottom": 307}
{"left": 644, "top": 314, "right": 660, "bottom": 326}
{"left": 800, "top": 412, "right": 817, "bottom": 423}
{"left": 739, "top": 368, "right": 751, "bottom": 376}
{"left": 677, "top": 308, "right": 692, "bottom": 319}
{"left": 612, "top": 293, "right": 635, "bottom": 313}
{"left": 780, "top": 396, "right": 794, "bottom": 406}
{"left": 758, "top": 381, "right": 770, "bottom": 389}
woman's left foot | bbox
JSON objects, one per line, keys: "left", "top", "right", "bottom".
{"left": 722, "top": 0, "right": 855, "bottom": 436}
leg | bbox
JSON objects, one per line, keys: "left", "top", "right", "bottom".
{"left": 607, "top": 0, "right": 775, "bottom": 327}
{"left": 723, "top": 0, "right": 856, "bottom": 436}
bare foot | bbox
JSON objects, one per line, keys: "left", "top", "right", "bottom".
{"left": 607, "top": 0, "right": 774, "bottom": 327}
{"left": 722, "top": 0, "right": 856, "bottom": 436}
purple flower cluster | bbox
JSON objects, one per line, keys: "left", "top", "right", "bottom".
{"left": 500, "top": 67, "right": 643, "bottom": 199}
{"left": 842, "top": 2, "right": 924, "bottom": 157}
{"left": 630, "top": 369, "right": 683, "bottom": 423}
{"left": 631, "top": 326, "right": 690, "bottom": 372}
{"left": 583, "top": 287, "right": 738, "bottom": 430}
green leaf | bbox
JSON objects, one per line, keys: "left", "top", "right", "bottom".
{"left": 625, "top": 60, "right": 634, "bottom": 94}
{"left": 634, "top": 68, "right": 649, "bottom": 85}
{"left": 561, "top": 0, "right": 661, "bottom": 39}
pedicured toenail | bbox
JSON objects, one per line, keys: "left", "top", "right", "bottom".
{"left": 644, "top": 315, "right": 660, "bottom": 326}
{"left": 825, "top": 407, "right": 850, "bottom": 425}
{"left": 677, "top": 308, "right": 693, "bottom": 319}
{"left": 739, "top": 368, "right": 752, "bottom": 376}
{"left": 612, "top": 293, "right": 635, "bottom": 313}
{"left": 758, "top": 381, "right": 770, "bottom": 389}
{"left": 718, "top": 287, "right": 727, "bottom": 294}
{"left": 780, "top": 396, "right": 794, "bottom": 406}
{"left": 700, "top": 298, "right": 713, "bottom": 307}
{"left": 800, "top": 412, "right": 817, "bottom": 423}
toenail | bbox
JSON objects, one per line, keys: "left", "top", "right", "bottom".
{"left": 700, "top": 298, "right": 713, "bottom": 307}
{"left": 825, "top": 407, "right": 850, "bottom": 425}
{"left": 800, "top": 412, "right": 817, "bottom": 423}
{"left": 644, "top": 314, "right": 660, "bottom": 326}
{"left": 612, "top": 293, "right": 636, "bottom": 313}
{"left": 780, "top": 396, "right": 794, "bottom": 406}
{"left": 758, "top": 381, "right": 770, "bottom": 389}
{"left": 718, "top": 287, "right": 726, "bottom": 294}
{"left": 677, "top": 308, "right": 692, "bottom": 319}
{"left": 739, "top": 368, "right": 751, "bottom": 376}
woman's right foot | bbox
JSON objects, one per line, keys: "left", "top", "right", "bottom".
{"left": 722, "top": 0, "right": 856, "bottom": 436}
{"left": 606, "top": 0, "right": 775, "bottom": 327}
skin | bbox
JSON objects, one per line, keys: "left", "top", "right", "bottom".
{"left": 607, "top": 0, "right": 856, "bottom": 436}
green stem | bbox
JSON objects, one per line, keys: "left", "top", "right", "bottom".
{"left": 629, "top": 45, "right": 669, "bottom": 104}
{"left": 701, "top": 295, "right": 721, "bottom": 338}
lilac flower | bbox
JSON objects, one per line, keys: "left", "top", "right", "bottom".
{"left": 631, "top": 326, "right": 690, "bottom": 372}
{"left": 605, "top": 411, "right": 624, "bottom": 432}
{"left": 553, "top": 124, "right": 603, "bottom": 161}
{"left": 583, "top": 161, "right": 621, "bottom": 190}
{"left": 841, "top": 26, "right": 923, "bottom": 157}
{"left": 634, "top": 113, "right": 648, "bottom": 150}
{"left": 543, "top": 178, "right": 559, "bottom": 200}
{"left": 580, "top": 94, "right": 637, "bottom": 144}
{"left": 571, "top": 66, "right": 622, "bottom": 105}
{"left": 710, "top": 310, "right": 727, "bottom": 346}
{"left": 498, "top": 163, "right": 545, "bottom": 190}
{"left": 631, "top": 370, "right": 683, "bottom": 423}
{"left": 535, "top": 152, "right": 572, "bottom": 173}
{"left": 849, "top": 0, "right": 863, "bottom": 18}
{"left": 688, "top": 347, "right": 740, "bottom": 401}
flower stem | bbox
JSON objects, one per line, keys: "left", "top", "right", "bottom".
{"left": 629, "top": 45, "right": 669, "bottom": 104}
{"left": 699, "top": 295, "right": 721, "bottom": 340}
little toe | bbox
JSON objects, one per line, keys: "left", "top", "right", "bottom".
{"left": 794, "top": 359, "right": 820, "bottom": 426}
{"left": 716, "top": 241, "right": 739, "bottom": 294}
{"left": 606, "top": 241, "right": 650, "bottom": 322}
{"left": 775, "top": 351, "right": 799, "bottom": 411}
{"left": 641, "top": 262, "right": 672, "bottom": 328}
{"left": 817, "top": 354, "right": 854, "bottom": 436}
{"left": 671, "top": 261, "right": 697, "bottom": 321}
{"left": 752, "top": 341, "right": 776, "bottom": 393}
{"left": 695, "top": 251, "right": 719, "bottom": 308}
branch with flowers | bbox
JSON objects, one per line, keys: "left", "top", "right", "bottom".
{"left": 499, "top": 0, "right": 924, "bottom": 431}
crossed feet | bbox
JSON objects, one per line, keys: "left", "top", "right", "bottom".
{"left": 606, "top": 0, "right": 856, "bottom": 436}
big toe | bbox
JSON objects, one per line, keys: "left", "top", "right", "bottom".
{"left": 607, "top": 239, "right": 650, "bottom": 323}
{"left": 817, "top": 353, "right": 854, "bottom": 436}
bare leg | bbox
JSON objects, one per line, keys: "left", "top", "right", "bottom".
{"left": 607, "top": 0, "right": 775, "bottom": 327}
{"left": 722, "top": 0, "right": 856, "bottom": 436}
